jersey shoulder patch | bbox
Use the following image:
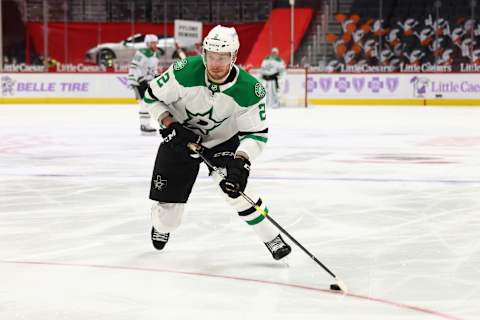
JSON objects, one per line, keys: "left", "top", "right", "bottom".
{"left": 173, "top": 58, "right": 188, "bottom": 71}
{"left": 173, "top": 56, "right": 205, "bottom": 87}
{"left": 254, "top": 82, "right": 266, "bottom": 98}
{"left": 223, "top": 67, "right": 265, "bottom": 107}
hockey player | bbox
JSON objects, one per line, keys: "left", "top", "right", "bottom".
{"left": 260, "top": 47, "right": 286, "bottom": 108}
{"left": 143, "top": 25, "right": 291, "bottom": 261}
{"left": 128, "top": 34, "right": 161, "bottom": 135}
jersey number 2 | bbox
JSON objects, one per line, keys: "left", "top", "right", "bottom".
{"left": 258, "top": 103, "right": 266, "bottom": 121}
{"left": 156, "top": 73, "right": 170, "bottom": 88}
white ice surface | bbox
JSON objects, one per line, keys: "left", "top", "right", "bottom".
{"left": 1, "top": 105, "right": 479, "bottom": 320}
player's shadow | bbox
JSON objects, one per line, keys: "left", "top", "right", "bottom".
{"left": 130, "top": 251, "right": 290, "bottom": 272}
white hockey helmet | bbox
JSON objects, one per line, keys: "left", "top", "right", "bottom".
{"left": 144, "top": 34, "right": 158, "bottom": 44}
{"left": 202, "top": 25, "right": 240, "bottom": 68}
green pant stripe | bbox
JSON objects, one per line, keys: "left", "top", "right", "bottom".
{"left": 246, "top": 214, "right": 265, "bottom": 225}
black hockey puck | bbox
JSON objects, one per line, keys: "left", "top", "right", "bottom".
{"left": 330, "top": 284, "right": 341, "bottom": 291}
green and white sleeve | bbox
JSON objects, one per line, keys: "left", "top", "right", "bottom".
{"left": 128, "top": 51, "right": 147, "bottom": 85}
{"left": 235, "top": 100, "right": 269, "bottom": 161}
{"left": 142, "top": 65, "right": 180, "bottom": 126}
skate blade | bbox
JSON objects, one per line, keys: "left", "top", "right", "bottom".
{"left": 140, "top": 131, "right": 158, "bottom": 136}
{"left": 279, "top": 256, "right": 290, "bottom": 267}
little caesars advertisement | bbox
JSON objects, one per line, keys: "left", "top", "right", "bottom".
{"left": 301, "top": 73, "right": 480, "bottom": 101}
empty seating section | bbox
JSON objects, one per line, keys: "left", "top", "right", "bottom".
{"left": 25, "top": 0, "right": 273, "bottom": 23}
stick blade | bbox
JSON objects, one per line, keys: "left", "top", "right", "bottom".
{"left": 335, "top": 278, "right": 349, "bottom": 293}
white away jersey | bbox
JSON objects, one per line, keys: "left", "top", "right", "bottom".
{"left": 260, "top": 54, "right": 286, "bottom": 77}
{"left": 128, "top": 48, "right": 161, "bottom": 85}
{"left": 143, "top": 56, "right": 268, "bottom": 160}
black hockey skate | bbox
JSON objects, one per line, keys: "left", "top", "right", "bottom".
{"left": 264, "top": 234, "right": 291, "bottom": 260}
{"left": 151, "top": 227, "right": 170, "bottom": 250}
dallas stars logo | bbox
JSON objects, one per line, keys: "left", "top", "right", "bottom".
{"left": 255, "top": 82, "right": 266, "bottom": 98}
{"left": 184, "top": 107, "right": 228, "bottom": 135}
{"left": 153, "top": 175, "right": 167, "bottom": 191}
{"left": 173, "top": 59, "right": 188, "bottom": 71}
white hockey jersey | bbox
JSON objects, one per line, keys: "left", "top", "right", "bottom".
{"left": 128, "top": 48, "right": 161, "bottom": 85}
{"left": 260, "top": 54, "right": 286, "bottom": 77}
{"left": 143, "top": 55, "right": 268, "bottom": 160}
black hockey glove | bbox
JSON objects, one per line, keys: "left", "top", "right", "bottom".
{"left": 220, "top": 157, "right": 251, "bottom": 198}
{"left": 160, "top": 123, "right": 201, "bottom": 151}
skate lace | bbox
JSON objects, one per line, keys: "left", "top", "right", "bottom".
{"left": 152, "top": 230, "right": 169, "bottom": 242}
{"left": 266, "top": 236, "right": 286, "bottom": 253}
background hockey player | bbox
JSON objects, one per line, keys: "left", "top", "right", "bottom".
{"left": 260, "top": 47, "right": 286, "bottom": 108}
{"left": 143, "top": 25, "right": 291, "bottom": 261}
{"left": 128, "top": 34, "right": 161, "bottom": 135}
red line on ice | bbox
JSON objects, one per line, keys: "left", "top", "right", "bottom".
{"left": 1, "top": 260, "right": 464, "bottom": 320}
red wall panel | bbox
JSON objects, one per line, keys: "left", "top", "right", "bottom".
{"left": 245, "top": 8, "right": 314, "bottom": 67}
{"left": 26, "top": 22, "right": 264, "bottom": 65}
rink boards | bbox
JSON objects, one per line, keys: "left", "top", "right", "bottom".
{"left": 1, "top": 73, "right": 136, "bottom": 104}
{"left": 2, "top": 71, "right": 480, "bottom": 106}
{"left": 302, "top": 72, "right": 480, "bottom": 106}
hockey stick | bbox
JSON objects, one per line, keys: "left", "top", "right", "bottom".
{"left": 187, "top": 143, "right": 348, "bottom": 293}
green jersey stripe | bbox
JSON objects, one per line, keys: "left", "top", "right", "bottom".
{"left": 240, "top": 134, "right": 268, "bottom": 143}
{"left": 143, "top": 91, "right": 157, "bottom": 104}
{"left": 144, "top": 97, "right": 156, "bottom": 104}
